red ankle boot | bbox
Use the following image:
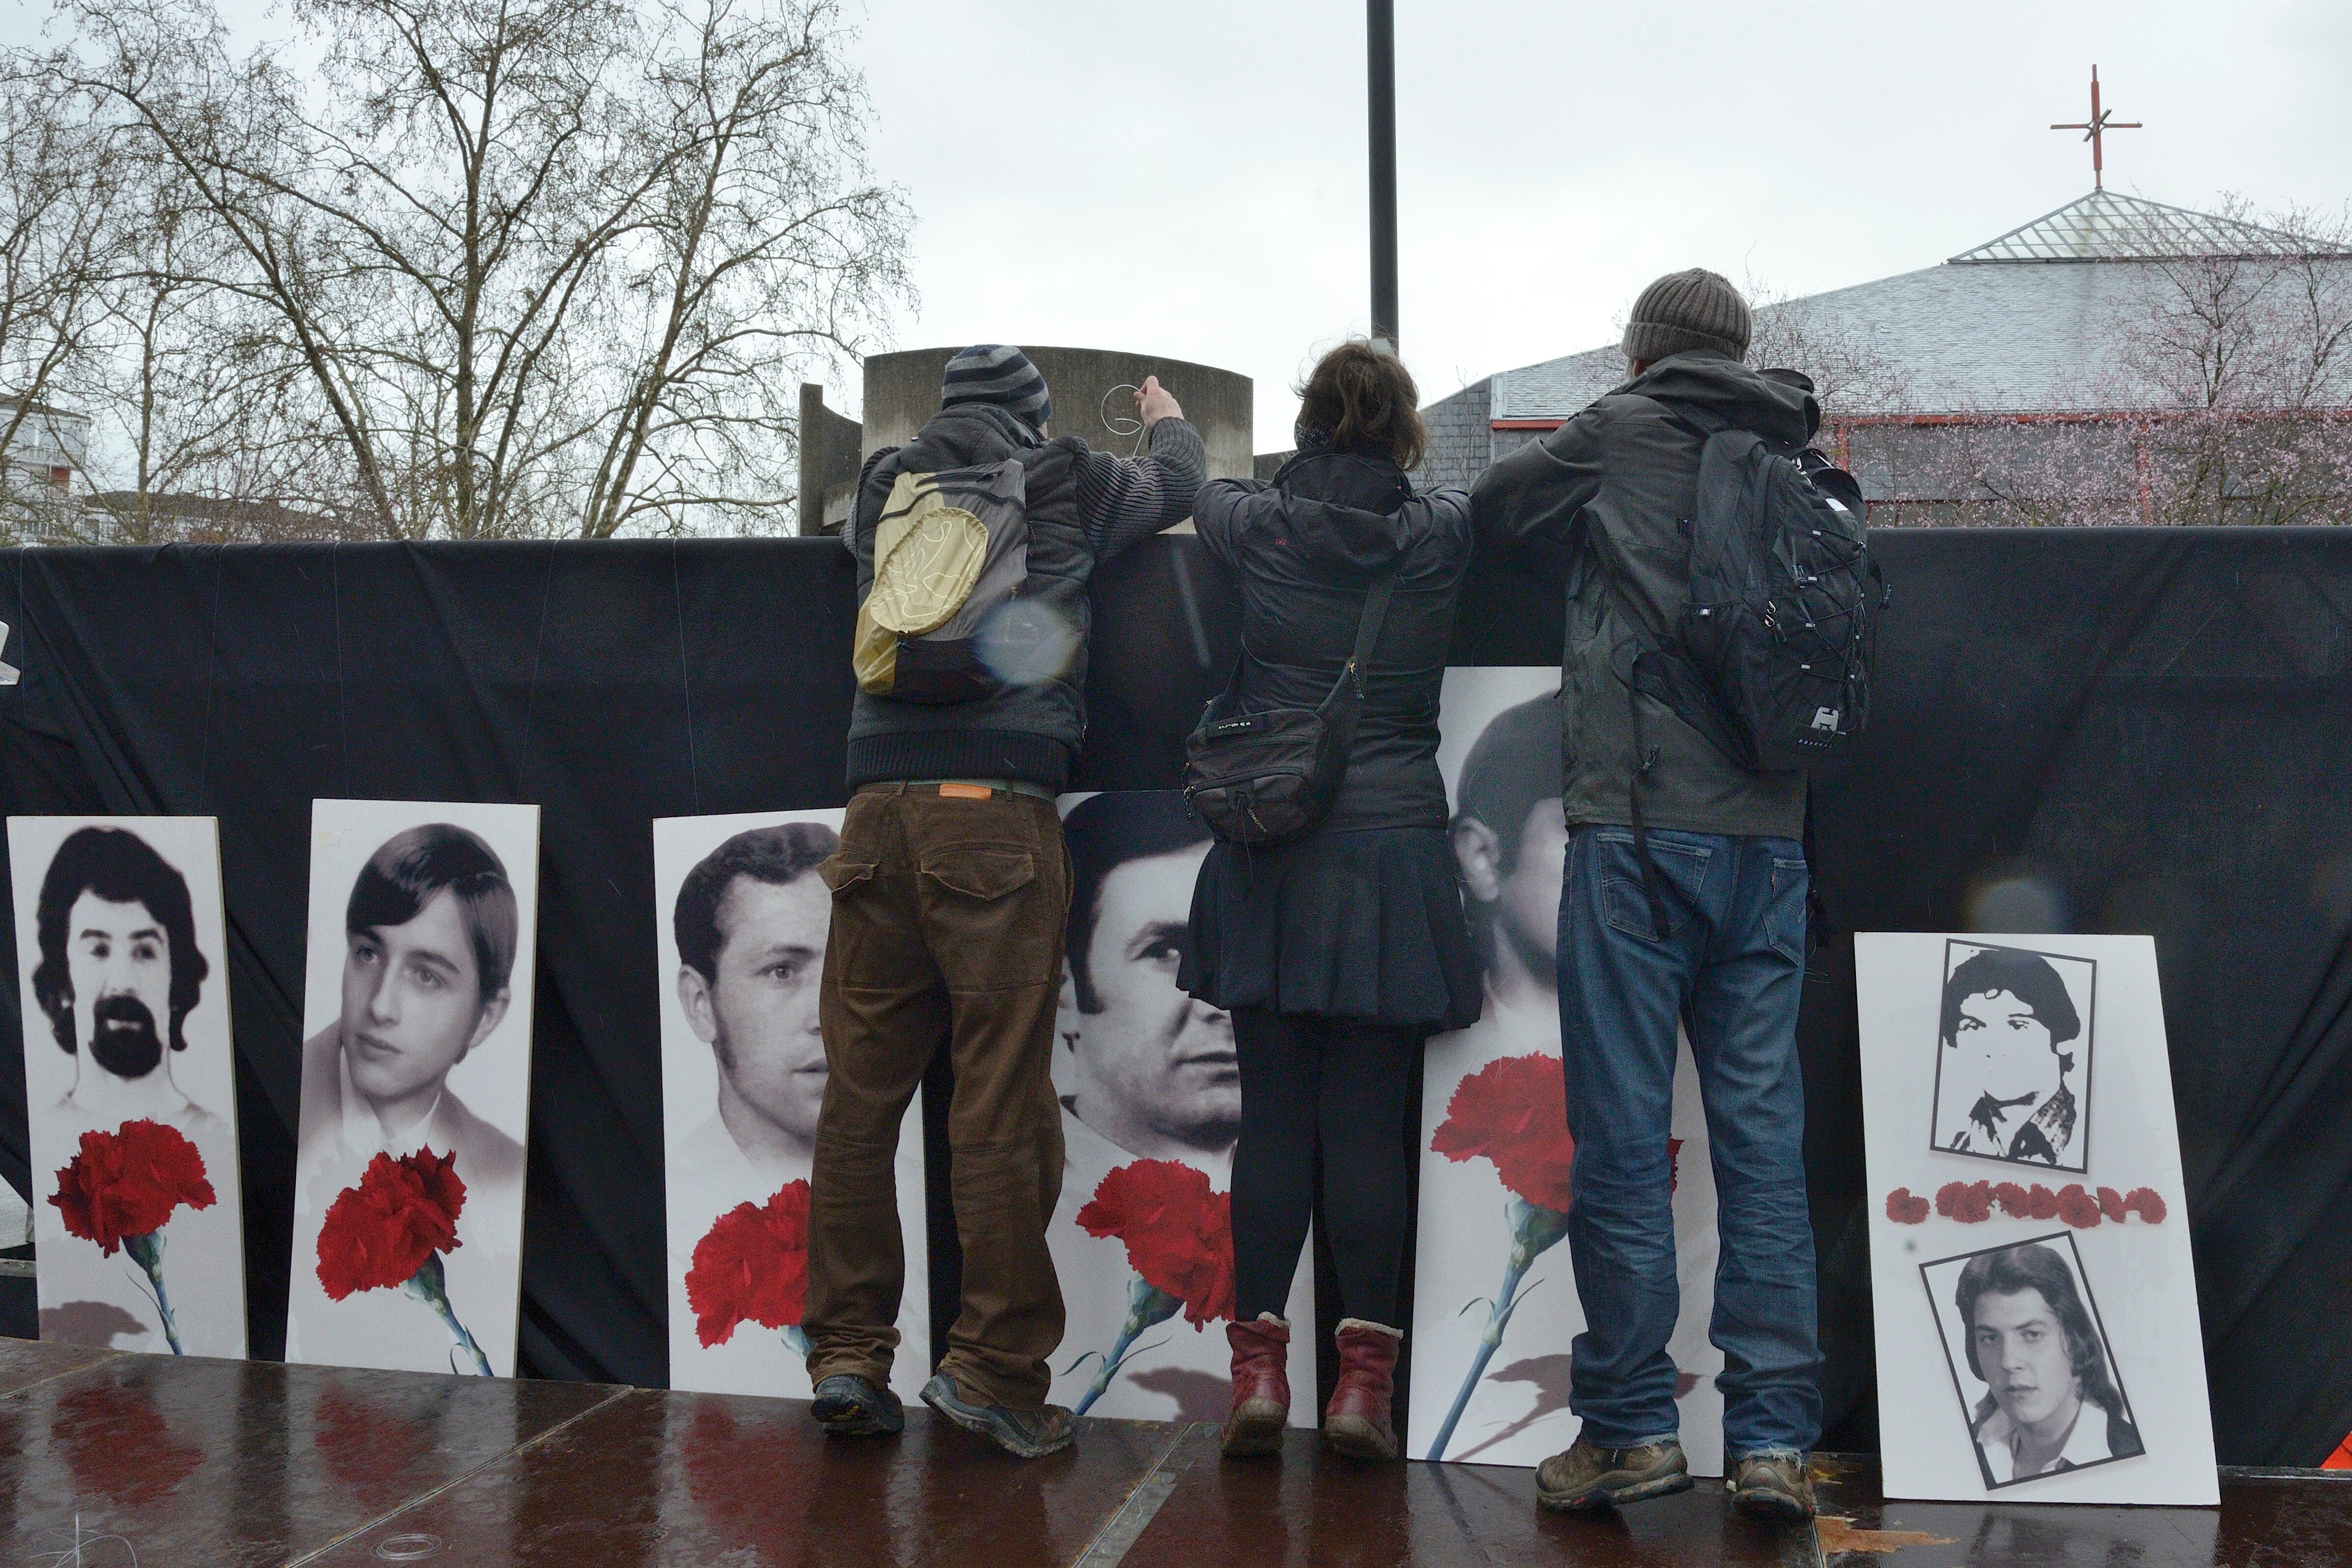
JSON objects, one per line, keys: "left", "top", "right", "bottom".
{"left": 1323, "top": 1318, "right": 1402, "bottom": 1460}
{"left": 1221, "top": 1313, "right": 1290, "bottom": 1456}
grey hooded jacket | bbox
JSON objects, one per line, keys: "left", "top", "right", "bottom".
{"left": 1470, "top": 349, "right": 1817, "bottom": 839}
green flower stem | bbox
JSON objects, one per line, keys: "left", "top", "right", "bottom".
{"left": 123, "top": 1230, "right": 183, "bottom": 1356}
{"left": 1425, "top": 1197, "right": 1572, "bottom": 1461}
{"left": 1072, "top": 1274, "right": 1183, "bottom": 1417}
{"left": 402, "top": 1253, "right": 493, "bottom": 1377}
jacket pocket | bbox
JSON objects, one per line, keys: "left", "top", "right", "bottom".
{"left": 919, "top": 848, "right": 1036, "bottom": 902}
{"left": 819, "top": 855, "right": 880, "bottom": 894}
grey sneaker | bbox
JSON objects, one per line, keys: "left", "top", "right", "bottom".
{"left": 1729, "top": 1453, "right": 1816, "bottom": 1519}
{"left": 919, "top": 1373, "right": 1076, "bottom": 1459}
{"left": 1535, "top": 1436, "right": 1693, "bottom": 1511}
{"left": 811, "top": 1373, "right": 905, "bottom": 1437}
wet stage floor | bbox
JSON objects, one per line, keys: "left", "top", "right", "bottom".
{"left": 0, "top": 1338, "right": 2342, "bottom": 1566}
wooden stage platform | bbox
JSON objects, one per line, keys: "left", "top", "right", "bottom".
{"left": 0, "top": 1337, "right": 2343, "bottom": 1566}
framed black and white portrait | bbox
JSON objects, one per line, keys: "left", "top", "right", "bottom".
{"left": 286, "top": 800, "right": 540, "bottom": 1379}
{"left": 1929, "top": 941, "right": 2097, "bottom": 1173}
{"left": 653, "top": 808, "right": 928, "bottom": 1400}
{"left": 1922, "top": 1232, "right": 2145, "bottom": 1490}
{"left": 8, "top": 816, "right": 249, "bottom": 1357}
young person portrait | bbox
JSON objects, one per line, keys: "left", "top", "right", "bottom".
{"left": 1931, "top": 943, "right": 2094, "bottom": 1170}
{"left": 1933, "top": 1237, "right": 2144, "bottom": 1488}
{"left": 288, "top": 808, "right": 538, "bottom": 1377}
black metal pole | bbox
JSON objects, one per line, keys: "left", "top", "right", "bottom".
{"left": 1367, "top": 0, "right": 1398, "bottom": 351}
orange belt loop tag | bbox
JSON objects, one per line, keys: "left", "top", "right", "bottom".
{"left": 938, "top": 782, "right": 993, "bottom": 800}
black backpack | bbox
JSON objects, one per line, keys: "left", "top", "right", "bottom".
{"left": 1600, "top": 398, "right": 1888, "bottom": 935}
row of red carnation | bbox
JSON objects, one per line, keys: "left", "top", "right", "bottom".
{"left": 1884, "top": 1180, "right": 2167, "bottom": 1228}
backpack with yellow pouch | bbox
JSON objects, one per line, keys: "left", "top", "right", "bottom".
{"left": 853, "top": 458, "right": 1031, "bottom": 704}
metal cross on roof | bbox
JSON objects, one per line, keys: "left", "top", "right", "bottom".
{"left": 2051, "top": 65, "right": 2141, "bottom": 191}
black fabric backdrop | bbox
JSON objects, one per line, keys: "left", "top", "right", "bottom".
{"left": 0, "top": 529, "right": 2344, "bottom": 1466}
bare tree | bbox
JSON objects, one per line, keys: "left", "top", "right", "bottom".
{"left": 1744, "top": 274, "right": 1916, "bottom": 428}
{"left": 0, "top": 72, "right": 124, "bottom": 537}
{"left": 48, "top": 0, "right": 907, "bottom": 540}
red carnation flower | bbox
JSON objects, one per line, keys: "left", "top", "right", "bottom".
{"left": 49, "top": 1120, "right": 216, "bottom": 1256}
{"left": 315, "top": 1149, "right": 468, "bottom": 1301}
{"left": 1991, "top": 1181, "right": 2032, "bottom": 1219}
{"left": 685, "top": 1181, "right": 812, "bottom": 1348}
{"left": 1076, "top": 1160, "right": 1235, "bottom": 1327}
{"left": 2097, "top": 1186, "right": 2127, "bottom": 1222}
{"left": 2024, "top": 1183, "right": 2060, "bottom": 1219}
{"left": 1430, "top": 1054, "right": 1577, "bottom": 1212}
{"left": 1884, "top": 1188, "right": 1929, "bottom": 1224}
{"left": 1935, "top": 1180, "right": 1992, "bottom": 1223}
{"left": 2055, "top": 1183, "right": 2102, "bottom": 1228}
{"left": 2124, "top": 1187, "right": 2168, "bottom": 1224}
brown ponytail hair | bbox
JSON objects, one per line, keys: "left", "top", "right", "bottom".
{"left": 1294, "top": 341, "right": 1425, "bottom": 471}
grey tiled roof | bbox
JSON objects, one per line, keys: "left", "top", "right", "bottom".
{"left": 1949, "top": 190, "right": 2343, "bottom": 263}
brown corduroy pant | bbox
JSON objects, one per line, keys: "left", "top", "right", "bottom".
{"left": 802, "top": 782, "right": 1070, "bottom": 1411}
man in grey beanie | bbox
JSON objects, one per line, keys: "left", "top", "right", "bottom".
{"left": 1470, "top": 273, "right": 1826, "bottom": 1520}
{"left": 802, "top": 347, "right": 1202, "bottom": 1458}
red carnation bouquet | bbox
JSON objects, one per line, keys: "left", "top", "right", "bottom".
{"left": 1069, "top": 1159, "right": 1236, "bottom": 1416}
{"left": 1424, "top": 1053, "right": 1592, "bottom": 1461}
{"left": 50, "top": 1119, "right": 217, "bottom": 1355}
{"left": 315, "top": 1148, "right": 489, "bottom": 1375}
{"left": 685, "top": 1181, "right": 813, "bottom": 1360}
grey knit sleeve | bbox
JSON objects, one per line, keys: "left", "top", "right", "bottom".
{"left": 1074, "top": 417, "right": 1206, "bottom": 564}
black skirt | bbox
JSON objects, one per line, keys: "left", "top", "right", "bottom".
{"left": 1183, "top": 826, "right": 1482, "bottom": 1032}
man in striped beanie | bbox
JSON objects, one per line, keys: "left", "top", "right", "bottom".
{"left": 939, "top": 343, "right": 1056, "bottom": 432}
{"left": 803, "top": 343, "right": 1202, "bottom": 1459}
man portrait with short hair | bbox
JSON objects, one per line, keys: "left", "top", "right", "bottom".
{"left": 289, "top": 818, "right": 531, "bottom": 1375}
{"left": 1055, "top": 793, "right": 1238, "bottom": 1169}
{"left": 1448, "top": 693, "right": 1567, "bottom": 1036}
{"left": 33, "top": 825, "right": 224, "bottom": 1137}
{"left": 671, "top": 822, "right": 838, "bottom": 1190}
{"left": 1046, "top": 792, "right": 1298, "bottom": 1423}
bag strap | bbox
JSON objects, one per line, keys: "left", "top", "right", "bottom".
{"left": 1331, "top": 570, "right": 1400, "bottom": 706}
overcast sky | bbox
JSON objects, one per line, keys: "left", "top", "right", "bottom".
{"left": 16, "top": 0, "right": 2351, "bottom": 450}
{"left": 855, "top": 0, "right": 2352, "bottom": 448}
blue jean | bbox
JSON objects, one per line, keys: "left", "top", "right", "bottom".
{"left": 1557, "top": 825, "right": 1822, "bottom": 1458}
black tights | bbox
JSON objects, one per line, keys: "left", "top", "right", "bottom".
{"left": 1229, "top": 1008, "right": 1420, "bottom": 1326}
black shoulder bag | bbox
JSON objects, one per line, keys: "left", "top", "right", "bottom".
{"left": 1181, "top": 570, "right": 1399, "bottom": 847}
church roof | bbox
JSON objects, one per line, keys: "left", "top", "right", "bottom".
{"left": 1468, "top": 193, "right": 2352, "bottom": 424}
{"left": 1948, "top": 190, "right": 2348, "bottom": 264}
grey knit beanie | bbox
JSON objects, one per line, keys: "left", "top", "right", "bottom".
{"left": 1621, "top": 269, "right": 1751, "bottom": 363}
{"left": 940, "top": 344, "right": 1052, "bottom": 430}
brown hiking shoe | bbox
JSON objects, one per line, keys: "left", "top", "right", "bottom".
{"left": 919, "top": 1374, "right": 1075, "bottom": 1459}
{"left": 1729, "top": 1453, "right": 1816, "bottom": 1519}
{"left": 1535, "top": 1436, "right": 1693, "bottom": 1511}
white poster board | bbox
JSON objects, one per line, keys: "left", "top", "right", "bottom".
{"left": 654, "top": 808, "right": 929, "bottom": 1400}
{"left": 286, "top": 800, "right": 540, "bottom": 1378}
{"left": 1046, "top": 791, "right": 1315, "bottom": 1425}
{"left": 1407, "top": 669, "right": 1726, "bottom": 1471}
{"left": 9, "top": 816, "right": 248, "bottom": 1356}
{"left": 1858, "top": 933, "right": 2215, "bottom": 1504}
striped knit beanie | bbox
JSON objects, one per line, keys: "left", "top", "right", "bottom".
{"left": 1621, "top": 269, "right": 1751, "bottom": 363}
{"left": 940, "top": 344, "right": 1053, "bottom": 430}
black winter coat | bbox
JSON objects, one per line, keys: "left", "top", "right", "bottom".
{"left": 1192, "top": 450, "right": 1473, "bottom": 831}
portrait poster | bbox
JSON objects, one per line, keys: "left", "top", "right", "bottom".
{"left": 9, "top": 816, "right": 248, "bottom": 1357}
{"left": 654, "top": 808, "right": 929, "bottom": 1400}
{"left": 1406, "top": 668, "right": 1727, "bottom": 1472}
{"left": 286, "top": 800, "right": 541, "bottom": 1379}
{"left": 1858, "top": 932, "right": 2216, "bottom": 1504}
{"left": 1047, "top": 791, "right": 1315, "bottom": 1425}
